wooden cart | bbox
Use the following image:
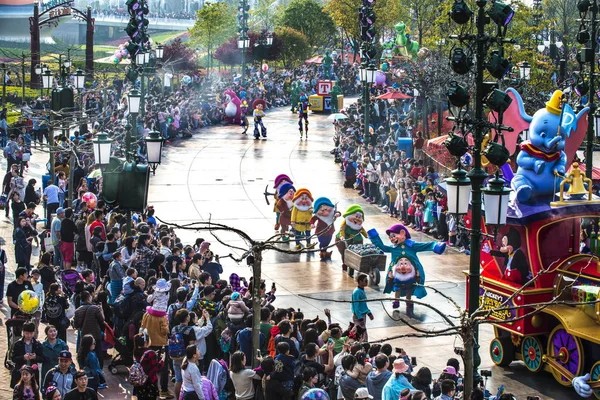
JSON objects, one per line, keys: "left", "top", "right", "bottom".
{"left": 344, "top": 249, "right": 387, "bottom": 285}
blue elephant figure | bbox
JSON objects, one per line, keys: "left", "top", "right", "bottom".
{"left": 512, "top": 90, "right": 587, "bottom": 203}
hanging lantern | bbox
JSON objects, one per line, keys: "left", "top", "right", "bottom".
{"left": 483, "top": 171, "right": 511, "bottom": 226}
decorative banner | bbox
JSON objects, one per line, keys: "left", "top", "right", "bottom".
{"left": 479, "top": 288, "right": 516, "bottom": 321}
{"left": 316, "top": 80, "right": 332, "bottom": 96}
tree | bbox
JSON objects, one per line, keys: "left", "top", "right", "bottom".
{"left": 250, "top": 0, "right": 279, "bottom": 31}
{"left": 274, "top": 27, "right": 311, "bottom": 68}
{"left": 189, "top": 2, "right": 236, "bottom": 71}
{"left": 214, "top": 31, "right": 284, "bottom": 66}
{"left": 277, "top": 0, "right": 336, "bottom": 47}
{"left": 162, "top": 38, "right": 198, "bottom": 72}
{"left": 395, "top": 0, "right": 440, "bottom": 47}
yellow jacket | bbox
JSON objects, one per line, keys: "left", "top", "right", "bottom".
{"left": 291, "top": 207, "right": 313, "bottom": 231}
{"left": 141, "top": 313, "right": 170, "bottom": 347}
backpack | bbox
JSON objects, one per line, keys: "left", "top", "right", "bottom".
{"left": 294, "top": 354, "right": 306, "bottom": 380}
{"left": 267, "top": 334, "right": 278, "bottom": 358}
{"left": 112, "top": 294, "right": 131, "bottom": 319}
{"left": 128, "top": 350, "right": 151, "bottom": 386}
{"left": 168, "top": 326, "right": 195, "bottom": 360}
{"left": 168, "top": 303, "right": 185, "bottom": 331}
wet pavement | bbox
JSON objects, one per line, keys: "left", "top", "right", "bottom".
{"left": 0, "top": 100, "right": 575, "bottom": 399}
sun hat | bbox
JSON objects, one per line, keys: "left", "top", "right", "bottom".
{"left": 392, "top": 358, "right": 409, "bottom": 374}
{"left": 153, "top": 278, "right": 171, "bottom": 292}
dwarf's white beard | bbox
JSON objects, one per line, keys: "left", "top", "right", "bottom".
{"left": 285, "top": 199, "right": 294, "bottom": 209}
{"left": 393, "top": 265, "right": 416, "bottom": 281}
{"left": 294, "top": 202, "right": 311, "bottom": 212}
{"left": 345, "top": 217, "right": 363, "bottom": 231}
{"left": 316, "top": 213, "right": 335, "bottom": 226}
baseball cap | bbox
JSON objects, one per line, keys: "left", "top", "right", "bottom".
{"left": 354, "top": 388, "right": 373, "bottom": 399}
{"left": 59, "top": 350, "right": 72, "bottom": 359}
{"left": 56, "top": 207, "right": 65, "bottom": 214}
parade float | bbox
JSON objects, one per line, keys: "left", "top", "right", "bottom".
{"left": 469, "top": 88, "right": 600, "bottom": 395}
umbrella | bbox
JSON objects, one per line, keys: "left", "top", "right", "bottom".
{"left": 376, "top": 91, "right": 413, "bottom": 100}
{"left": 327, "top": 113, "right": 348, "bottom": 121}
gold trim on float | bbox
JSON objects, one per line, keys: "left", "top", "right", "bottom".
{"left": 480, "top": 276, "right": 555, "bottom": 294}
{"left": 540, "top": 305, "right": 600, "bottom": 345}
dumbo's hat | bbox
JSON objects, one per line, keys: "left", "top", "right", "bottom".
{"left": 546, "top": 90, "right": 563, "bottom": 116}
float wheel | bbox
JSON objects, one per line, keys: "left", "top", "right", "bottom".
{"left": 547, "top": 325, "right": 584, "bottom": 386}
{"left": 590, "top": 361, "right": 600, "bottom": 399}
{"left": 369, "top": 268, "right": 381, "bottom": 285}
{"left": 490, "top": 336, "right": 514, "bottom": 366}
{"left": 521, "top": 336, "right": 544, "bottom": 372}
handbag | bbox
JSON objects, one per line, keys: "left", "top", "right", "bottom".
{"left": 65, "top": 298, "right": 75, "bottom": 319}
{"left": 43, "top": 237, "right": 54, "bottom": 253}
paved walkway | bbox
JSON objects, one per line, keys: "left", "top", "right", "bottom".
{"left": 0, "top": 102, "right": 574, "bottom": 399}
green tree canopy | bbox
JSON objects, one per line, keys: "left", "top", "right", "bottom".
{"left": 189, "top": 2, "right": 236, "bottom": 70}
{"left": 274, "top": 27, "right": 311, "bottom": 68}
{"left": 277, "top": 0, "right": 336, "bottom": 47}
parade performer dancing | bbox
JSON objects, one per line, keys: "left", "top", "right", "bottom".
{"left": 298, "top": 93, "right": 309, "bottom": 139}
{"left": 253, "top": 99, "right": 267, "bottom": 140}
{"left": 368, "top": 224, "right": 446, "bottom": 316}
{"left": 275, "top": 183, "right": 295, "bottom": 241}
{"left": 336, "top": 205, "right": 368, "bottom": 274}
{"left": 310, "top": 197, "right": 340, "bottom": 260}
{"left": 273, "top": 174, "right": 293, "bottom": 231}
{"left": 291, "top": 188, "right": 316, "bottom": 250}
{"left": 240, "top": 99, "right": 249, "bottom": 134}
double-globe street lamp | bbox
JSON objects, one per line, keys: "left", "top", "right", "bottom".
{"left": 359, "top": 64, "right": 376, "bottom": 139}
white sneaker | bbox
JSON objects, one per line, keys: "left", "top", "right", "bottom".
{"left": 381, "top": 206, "right": 389, "bottom": 212}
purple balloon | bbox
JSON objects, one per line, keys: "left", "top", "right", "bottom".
{"left": 501, "top": 163, "right": 514, "bottom": 183}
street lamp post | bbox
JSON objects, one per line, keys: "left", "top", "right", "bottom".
{"left": 447, "top": 0, "right": 515, "bottom": 393}
{"left": 577, "top": 0, "right": 598, "bottom": 180}
{"left": 145, "top": 130, "right": 164, "bottom": 175}
{"left": 238, "top": 0, "right": 249, "bottom": 85}
{"left": 1, "top": 63, "right": 7, "bottom": 105}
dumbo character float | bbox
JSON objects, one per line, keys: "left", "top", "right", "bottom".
{"left": 511, "top": 90, "right": 588, "bottom": 203}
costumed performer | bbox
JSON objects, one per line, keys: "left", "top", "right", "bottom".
{"left": 275, "top": 183, "right": 295, "bottom": 241}
{"left": 335, "top": 204, "right": 368, "bottom": 275}
{"left": 310, "top": 197, "right": 341, "bottom": 261}
{"left": 253, "top": 99, "right": 267, "bottom": 139}
{"left": 273, "top": 174, "right": 293, "bottom": 231}
{"left": 291, "top": 188, "right": 316, "bottom": 250}
{"left": 298, "top": 93, "right": 309, "bottom": 139}
{"left": 368, "top": 224, "right": 446, "bottom": 315}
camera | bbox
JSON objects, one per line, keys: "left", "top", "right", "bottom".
{"left": 480, "top": 370, "right": 492, "bottom": 378}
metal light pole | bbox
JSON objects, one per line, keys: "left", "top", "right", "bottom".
{"left": 238, "top": 0, "right": 249, "bottom": 86}
{"left": 1, "top": 63, "right": 7, "bottom": 105}
{"left": 577, "top": 0, "right": 598, "bottom": 179}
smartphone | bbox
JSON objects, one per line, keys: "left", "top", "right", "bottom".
{"left": 411, "top": 356, "right": 417, "bottom": 366}
{"left": 256, "top": 349, "right": 261, "bottom": 359}
{"left": 395, "top": 347, "right": 404, "bottom": 354}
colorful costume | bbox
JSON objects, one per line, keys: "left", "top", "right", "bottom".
{"left": 298, "top": 93, "right": 309, "bottom": 138}
{"left": 368, "top": 224, "right": 446, "bottom": 315}
{"left": 310, "top": 197, "right": 340, "bottom": 260}
{"left": 336, "top": 205, "right": 368, "bottom": 272}
{"left": 273, "top": 174, "right": 293, "bottom": 231}
{"left": 275, "top": 183, "right": 295, "bottom": 241}
{"left": 240, "top": 100, "right": 249, "bottom": 134}
{"left": 291, "top": 188, "right": 315, "bottom": 249}
{"left": 252, "top": 99, "right": 267, "bottom": 139}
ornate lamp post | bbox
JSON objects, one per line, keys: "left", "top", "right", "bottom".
{"left": 145, "top": 130, "right": 164, "bottom": 175}
{"left": 92, "top": 132, "right": 113, "bottom": 170}
{"left": 238, "top": 0, "right": 249, "bottom": 85}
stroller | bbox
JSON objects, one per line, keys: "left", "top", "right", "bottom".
{"left": 4, "top": 313, "right": 29, "bottom": 371}
{"left": 107, "top": 328, "right": 133, "bottom": 375}
{"left": 56, "top": 269, "right": 83, "bottom": 297}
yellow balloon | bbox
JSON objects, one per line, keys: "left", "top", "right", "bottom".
{"left": 18, "top": 290, "right": 40, "bottom": 314}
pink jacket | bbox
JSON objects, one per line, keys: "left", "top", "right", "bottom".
{"left": 226, "top": 300, "right": 249, "bottom": 319}
{"left": 178, "top": 376, "right": 219, "bottom": 400}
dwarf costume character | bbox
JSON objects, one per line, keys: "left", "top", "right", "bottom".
{"left": 272, "top": 174, "right": 293, "bottom": 231}
{"left": 335, "top": 204, "right": 368, "bottom": 273}
{"left": 368, "top": 224, "right": 446, "bottom": 316}
{"left": 298, "top": 93, "right": 309, "bottom": 138}
{"left": 310, "top": 197, "right": 340, "bottom": 260}
{"left": 253, "top": 99, "right": 267, "bottom": 139}
{"left": 291, "top": 188, "right": 316, "bottom": 250}
{"left": 275, "top": 183, "right": 295, "bottom": 241}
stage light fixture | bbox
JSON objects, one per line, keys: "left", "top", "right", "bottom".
{"left": 451, "top": 48, "right": 473, "bottom": 75}
{"left": 486, "top": 51, "right": 511, "bottom": 79}
{"left": 485, "top": 89, "right": 512, "bottom": 113}
{"left": 447, "top": 81, "right": 470, "bottom": 107}
{"left": 450, "top": 0, "right": 473, "bottom": 24}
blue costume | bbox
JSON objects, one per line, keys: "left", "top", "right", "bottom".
{"left": 298, "top": 93, "right": 309, "bottom": 137}
{"left": 368, "top": 225, "right": 445, "bottom": 299}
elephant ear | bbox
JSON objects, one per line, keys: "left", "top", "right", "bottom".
{"left": 564, "top": 107, "right": 589, "bottom": 164}
{"left": 487, "top": 88, "right": 532, "bottom": 156}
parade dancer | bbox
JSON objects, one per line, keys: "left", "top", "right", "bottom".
{"left": 310, "top": 197, "right": 341, "bottom": 260}
{"left": 336, "top": 205, "right": 368, "bottom": 275}
{"left": 253, "top": 99, "right": 267, "bottom": 140}
{"left": 275, "top": 183, "right": 295, "bottom": 241}
{"left": 291, "top": 188, "right": 316, "bottom": 250}
{"left": 368, "top": 224, "right": 446, "bottom": 316}
{"left": 298, "top": 93, "right": 309, "bottom": 139}
{"left": 240, "top": 99, "right": 249, "bottom": 134}
{"left": 273, "top": 174, "right": 293, "bottom": 231}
